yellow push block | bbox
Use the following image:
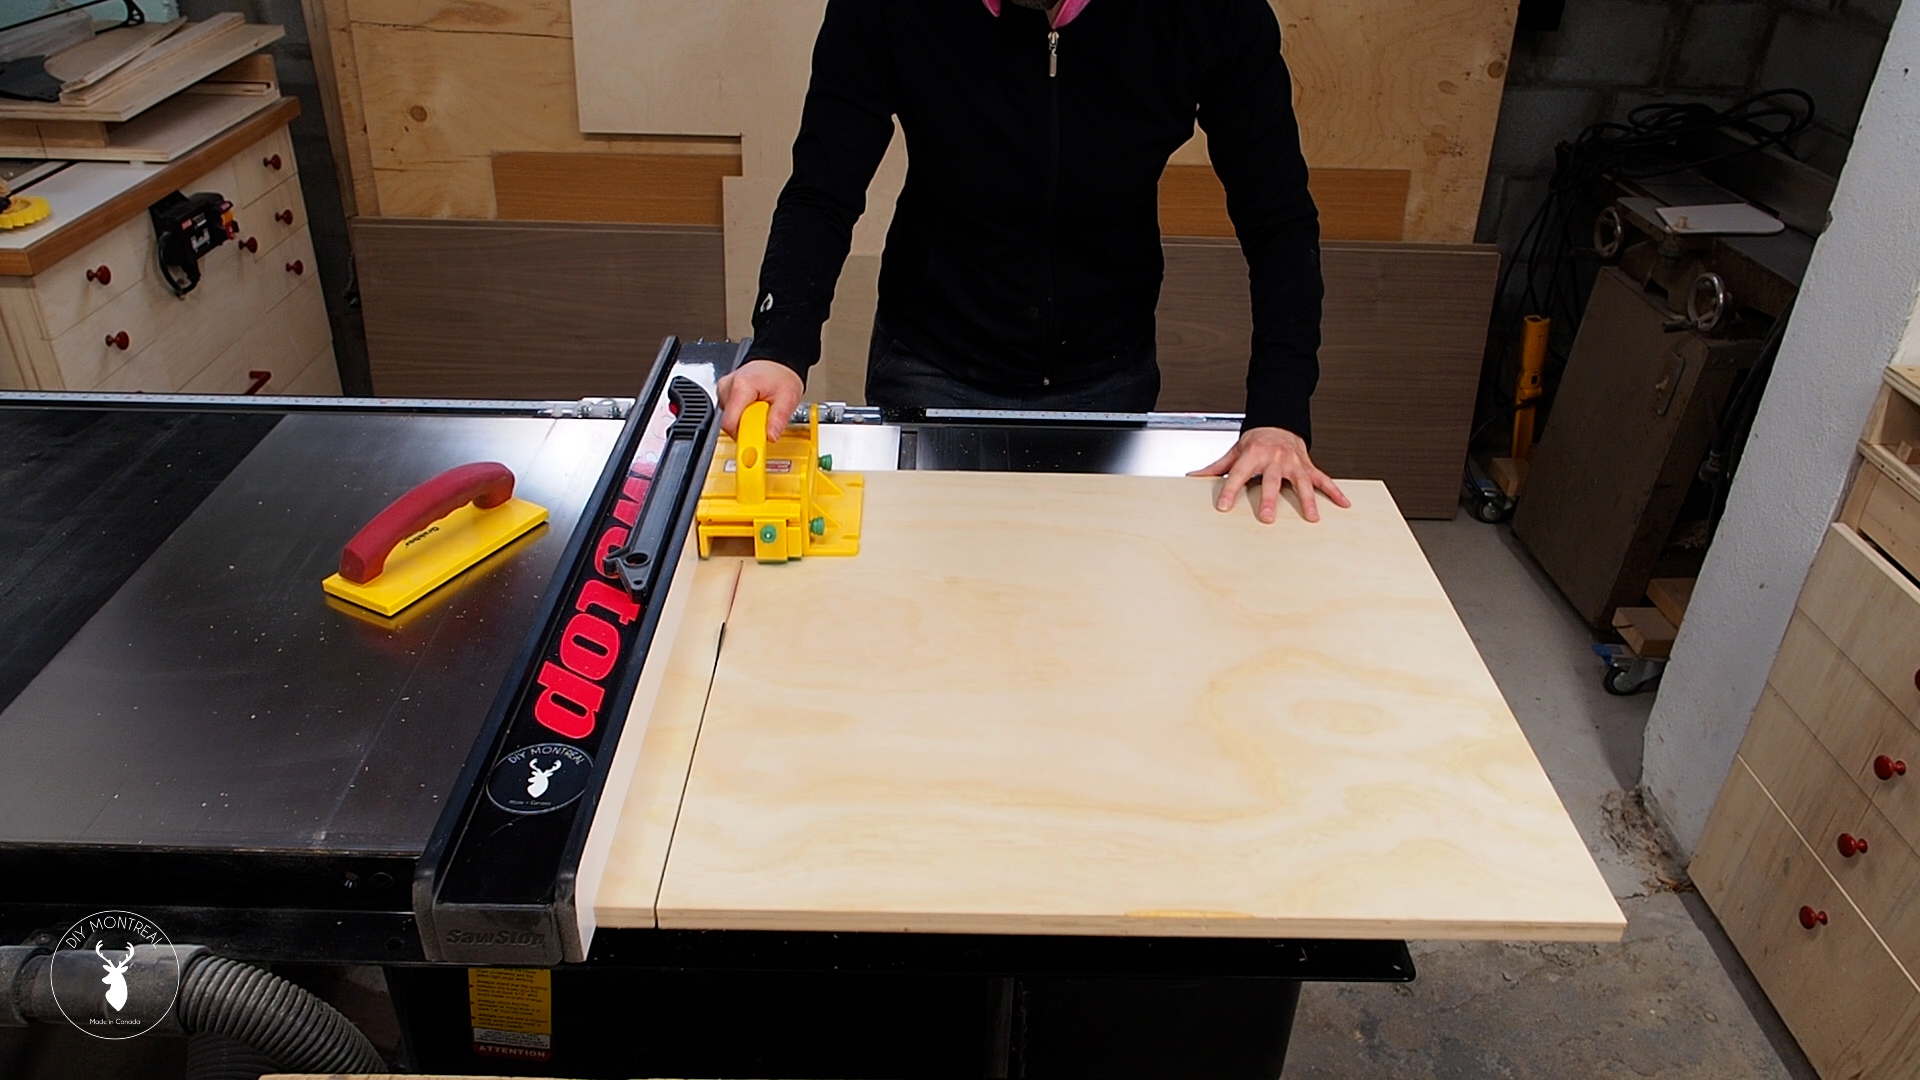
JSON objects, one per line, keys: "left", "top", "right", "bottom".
{"left": 697, "top": 401, "right": 863, "bottom": 563}
{"left": 322, "top": 497, "right": 548, "bottom": 616}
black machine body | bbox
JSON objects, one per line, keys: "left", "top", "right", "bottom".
{"left": 150, "top": 189, "right": 235, "bottom": 296}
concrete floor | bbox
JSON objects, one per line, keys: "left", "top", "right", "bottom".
{"left": 1279, "top": 515, "right": 1818, "bottom": 1079}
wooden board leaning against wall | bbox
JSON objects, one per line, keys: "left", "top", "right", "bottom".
{"left": 309, "top": 0, "right": 1517, "bottom": 515}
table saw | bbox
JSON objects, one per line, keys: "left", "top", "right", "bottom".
{"left": 0, "top": 338, "right": 1622, "bottom": 1077}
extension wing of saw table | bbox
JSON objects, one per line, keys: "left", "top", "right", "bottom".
{"left": 595, "top": 470, "right": 1625, "bottom": 944}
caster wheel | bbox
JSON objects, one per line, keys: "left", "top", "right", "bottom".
{"left": 1474, "top": 497, "right": 1509, "bottom": 524}
{"left": 1603, "top": 666, "right": 1639, "bottom": 696}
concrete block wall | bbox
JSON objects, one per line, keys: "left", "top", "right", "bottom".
{"left": 1478, "top": 0, "right": 1899, "bottom": 256}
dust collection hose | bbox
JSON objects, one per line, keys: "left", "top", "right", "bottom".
{"left": 0, "top": 944, "right": 385, "bottom": 1079}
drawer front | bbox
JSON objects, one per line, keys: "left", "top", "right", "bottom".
{"left": 1693, "top": 759, "right": 1920, "bottom": 1078}
{"left": 231, "top": 173, "right": 306, "bottom": 259}
{"left": 31, "top": 211, "right": 152, "bottom": 339}
{"left": 1740, "top": 688, "right": 1869, "bottom": 858}
{"left": 181, "top": 274, "right": 331, "bottom": 394}
{"left": 1799, "top": 525, "right": 1920, "bottom": 721}
{"left": 1848, "top": 459, "right": 1920, "bottom": 582}
{"left": 280, "top": 345, "right": 341, "bottom": 396}
{"left": 1867, "top": 715, "right": 1920, "bottom": 858}
{"left": 177, "top": 124, "right": 296, "bottom": 211}
{"left": 226, "top": 124, "right": 296, "bottom": 210}
{"left": 1769, "top": 613, "right": 1896, "bottom": 799}
{"left": 52, "top": 227, "right": 317, "bottom": 391}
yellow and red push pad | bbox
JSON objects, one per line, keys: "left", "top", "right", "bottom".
{"left": 323, "top": 461, "right": 548, "bottom": 616}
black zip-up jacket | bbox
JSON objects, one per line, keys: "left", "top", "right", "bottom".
{"left": 749, "top": 0, "right": 1322, "bottom": 438}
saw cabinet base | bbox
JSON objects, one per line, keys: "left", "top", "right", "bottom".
{"left": 0, "top": 101, "right": 337, "bottom": 395}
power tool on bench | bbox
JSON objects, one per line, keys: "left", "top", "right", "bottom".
{"left": 150, "top": 189, "right": 236, "bottom": 295}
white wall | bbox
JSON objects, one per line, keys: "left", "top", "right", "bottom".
{"left": 1644, "top": 6, "right": 1920, "bottom": 856}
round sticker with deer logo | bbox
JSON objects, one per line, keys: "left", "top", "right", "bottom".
{"left": 487, "top": 743, "right": 593, "bottom": 814}
{"left": 48, "top": 910, "right": 181, "bottom": 1040}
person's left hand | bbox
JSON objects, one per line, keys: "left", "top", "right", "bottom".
{"left": 1190, "top": 426, "right": 1351, "bottom": 524}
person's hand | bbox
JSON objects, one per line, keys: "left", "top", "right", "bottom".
{"left": 716, "top": 359, "right": 805, "bottom": 440}
{"left": 1190, "top": 426, "right": 1351, "bottom": 524}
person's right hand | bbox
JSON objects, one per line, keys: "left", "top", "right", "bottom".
{"left": 716, "top": 359, "right": 804, "bottom": 440}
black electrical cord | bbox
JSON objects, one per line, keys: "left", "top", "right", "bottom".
{"left": 1476, "top": 89, "right": 1818, "bottom": 446}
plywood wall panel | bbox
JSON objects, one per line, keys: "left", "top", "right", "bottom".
{"left": 353, "top": 218, "right": 726, "bottom": 398}
{"left": 1161, "top": 164, "right": 1411, "bottom": 241}
{"left": 493, "top": 152, "right": 742, "bottom": 225}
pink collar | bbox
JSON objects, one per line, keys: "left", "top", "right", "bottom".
{"left": 982, "top": 0, "right": 1091, "bottom": 28}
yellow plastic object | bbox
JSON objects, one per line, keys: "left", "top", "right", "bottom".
{"left": 0, "top": 195, "right": 51, "bottom": 230}
{"left": 322, "top": 497, "right": 548, "bottom": 616}
{"left": 697, "top": 401, "right": 863, "bottom": 562}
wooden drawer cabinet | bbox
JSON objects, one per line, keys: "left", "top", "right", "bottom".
{"left": 1694, "top": 761, "right": 1920, "bottom": 1078}
{"left": 0, "top": 106, "right": 335, "bottom": 396}
{"left": 1695, "top": 369, "right": 1920, "bottom": 1079}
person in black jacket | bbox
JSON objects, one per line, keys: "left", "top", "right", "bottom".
{"left": 716, "top": 0, "right": 1349, "bottom": 523}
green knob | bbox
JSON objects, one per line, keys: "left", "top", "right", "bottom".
{"left": 818, "top": 454, "right": 833, "bottom": 471}
{"left": 759, "top": 524, "right": 779, "bottom": 544}
{"left": 810, "top": 516, "right": 826, "bottom": 535}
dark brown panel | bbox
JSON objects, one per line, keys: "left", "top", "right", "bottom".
{"left": 492, "top": 151, "right": 742, "bottom": 226}
{"left": 1158, "top": 165, "right": 1410, "bottom": 242}
{"left": 1511, "top": 268, "right": 1759, "bottom": 628}
{"left": 352, "top": 218, "right": 726, "bottom": 399}
{"left": 1156, "top": 238, "right": 1498, "bottom": 518}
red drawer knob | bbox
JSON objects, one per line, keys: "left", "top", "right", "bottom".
{"left": 86, "top": 265, "right": 111, "bottom": 285}
{"left": 1799, "top": 905, "right": 1828, "bottom": 929}
{"left": 1876, "top": 755, "right": 1908, "bottom": 780}
{"left": 1912, "top": 668, "right": 1919, "bottom": 693}
{"left": 1839, "top": 833, "right": 1870, "bottom": 858}
{"left": 263, "top": 153, "right": 283, "bottom": 170}
{"left": 104, "top": 331, "right": 129, "bottom": 350}
{"left": 238, "top": 236, "right": 258, "bottom": 253}
{"left": 285, "top": 259, "right": 304, "bottom": 276}
{"left": 275, "top": 209, "right": 294, "bottom": 225}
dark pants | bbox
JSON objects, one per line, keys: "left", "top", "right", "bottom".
{"left": 866, "top": 319, "right": 1161, "bottom": 412}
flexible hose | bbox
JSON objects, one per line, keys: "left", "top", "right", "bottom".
{"left": 176, "top": 955, "right": 385, "bottom": 1076}
{"left": 184, "top": 1032, "right": 283, "bottom": 1080}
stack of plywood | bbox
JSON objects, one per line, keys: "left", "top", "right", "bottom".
{"left": 0, "top": 15, "right": 284, "bottom": 162}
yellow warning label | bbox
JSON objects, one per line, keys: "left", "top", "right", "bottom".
{"left": 468, "top": 967, "right": 552, "bottom": 1060}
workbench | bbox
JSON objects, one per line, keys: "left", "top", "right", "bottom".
{"left": 0, "top": 340, "right": 1619, "bottom": 1077}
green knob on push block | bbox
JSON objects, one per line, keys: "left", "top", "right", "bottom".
{"left": 760, "top": 524, "right": 779, "bottom": 544}
{"left": 818, "top": 454, "right": 833, "bottom": 471}
{"left": 810, "top": 516, "right": 826, "bottom": 536}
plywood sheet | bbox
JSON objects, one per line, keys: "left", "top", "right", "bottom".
{"left": 595, "top": 559, "right": 741, "bottom": 929}
{"left": 1161, "top": 164, "right": 1410, "bottom": 242}
{"left": 351, "top": 218, "right": 726, "bottom": 398}
{"left": 492, "top": 151, "right": 741, "bottom": 225}
{"left": 1156, "top": 239, "right": 1497, "bottom": 518}
{"left": 640, "top": 473, "right": 1623, "bottom": 941}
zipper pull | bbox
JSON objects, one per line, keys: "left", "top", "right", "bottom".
{"left": 1049, "top": 30, "right": 1059, "bottom": 77}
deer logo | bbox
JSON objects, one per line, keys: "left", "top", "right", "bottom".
{"left": 96, "top": 943, "right": 133, "bottom": 1013}
{"left": 526, "top": 760, "right": 561, "bottom": 798}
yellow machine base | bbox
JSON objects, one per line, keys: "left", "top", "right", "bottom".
{"left": 697, "top": 402, "right": 863, "bottom": 562}
{"left": 322, "top": 497, "right": 548, "bottom": 616}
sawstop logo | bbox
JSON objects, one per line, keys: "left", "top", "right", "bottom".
{"left": 47, "top": 911, "right": 181, "bottom": 1040}
{"left": 530, "top": 469, "right": 653, "bottom": 741}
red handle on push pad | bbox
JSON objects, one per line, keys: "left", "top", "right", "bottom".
{"left": 339, "top": 462, "right": 515, "bottom": 584}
